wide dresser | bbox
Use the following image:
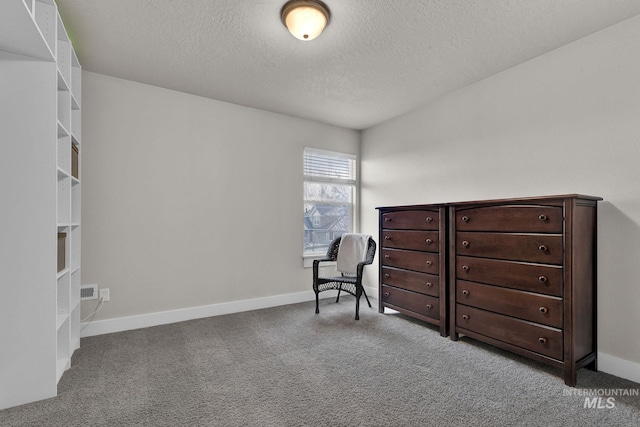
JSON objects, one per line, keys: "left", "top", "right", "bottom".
{"left": 377, "top": 204, "right": 448, "bottom": 336}
{"left": 449, "top": 194, "right": 601, "bottom": 386}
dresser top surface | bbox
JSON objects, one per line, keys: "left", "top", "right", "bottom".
{"left": 447, "top": 194, "right": 602, "bottom": 207}
{"left": 377, "top": 194, "right": 602, "bottom": 211}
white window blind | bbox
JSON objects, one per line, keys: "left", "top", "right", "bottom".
{"left": 304, "top": 148, "right": 356, "bottom": 185}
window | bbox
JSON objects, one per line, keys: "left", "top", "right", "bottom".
{"left": 303, "top": 148, "right": 357, "bottom": 256}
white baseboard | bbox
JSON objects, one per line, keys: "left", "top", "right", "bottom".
{"left": 81, "top": 286, "right": 378, "bottom": 338}
{"left": 598, "top": 352, "right": 640, "bottom": 384}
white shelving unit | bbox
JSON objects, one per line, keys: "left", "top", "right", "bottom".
{"left": 0, "top": 0, "right": 81, "bottom": 410}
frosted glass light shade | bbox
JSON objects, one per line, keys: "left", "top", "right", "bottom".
{"left": 281, "top": 0, "right": 330, "bottom": 41}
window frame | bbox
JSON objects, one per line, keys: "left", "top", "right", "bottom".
{"left": 303, "top": 147, "right": 358, "bottom": 264}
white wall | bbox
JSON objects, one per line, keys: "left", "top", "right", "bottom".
{"left": 80, "top": 72, "right": 359, "bottom": 325}
{"left": 361, "top": 15, "right": 640, "bottom": 382}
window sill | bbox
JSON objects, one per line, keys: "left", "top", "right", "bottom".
{"left": 302, "top": 254, "right": 336, "bottom": 269}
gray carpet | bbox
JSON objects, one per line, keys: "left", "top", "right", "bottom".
{"left": 2, "top": 297, "right": 640, "bottom": 426}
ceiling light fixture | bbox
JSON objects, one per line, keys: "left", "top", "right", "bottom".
{"left": 281, "top": 0, "right": 330, "bottom": 41}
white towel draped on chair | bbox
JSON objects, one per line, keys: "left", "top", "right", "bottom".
{"left": 336, "top": 233, "right": 371, "bottom": 274}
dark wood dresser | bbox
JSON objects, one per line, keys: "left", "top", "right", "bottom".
{"left": 377, "top": 205, "right": 448, "bottom": 336}
{"left": 449, "top": 194, "right": 601, "bottom": 386}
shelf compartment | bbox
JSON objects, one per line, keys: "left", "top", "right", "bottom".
{"left": 57, "top": 89, "right": 71, "bottom": 131}
{"left": 56, "top": 313, "right": 67, "bottom": 330}
{"left": 71, "top": 93, "right": 80, "bottom": 111}
{"left": 57, "top": 134, "right": 71, "bottom": 175}
{"left": 71, "top": 108, "right": 81, "bottom": 140}
{"left": 70, "top": 226, "right": 81, "bottom": 270}
{"left": 71, "top": 50, "right": 81, "bottom": 106}
{"left": 57, "top": 166, "right": 69, "bottom": 179}
{"left": 56, "top": 268, "right": 68, "bottom": 280}
{"left": 57, "top": 270, "right": 69, "bottom": 320}
{"left": 57, "top": 174, "right": 70, "bottom": 225}
{"left": 70, "top": 226, "right": 80, "bottom": 270}
{"left": 55, "top": 13, "right": 71, "bottom": 85}
{"left": 57, "top": 231, "right": 66, "bottom": 273}
{"left": 70, "top": 306, "right": 80, "bottom": 351}
{"left": 56, "top": 317, "right": 70, "bottom": 382}
{"left": 34, "top": 0, "right": 56, "bottom": 58}
{"left": 71, "top": 181, "right": 81, "bottom": 224}
{"left": 57, "top": 120, "right": 69, "bottom": 138}
{"left": 70, "top": 268, "right": 81, "bottom": 311}
{"left": 71, "top": 142, "right": 79, "bottom": 179}
{"left": 57, "top": 69, "right": 69, "bottom": 91}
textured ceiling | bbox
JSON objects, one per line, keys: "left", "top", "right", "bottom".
{"left": 56, "top": 0, "right": 640, "bottom": 130}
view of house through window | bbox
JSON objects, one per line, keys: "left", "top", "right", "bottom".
{"left": 303, "top": 148, "right": 357, "bottom": 255}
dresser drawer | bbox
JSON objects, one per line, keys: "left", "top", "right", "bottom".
{"left": 382, "top": 285, "right": 439, "bottom": 319}
{"left": 456, "top": 256, "right": 562, "bottom": 297}
{"left": 455, "top": 205, "right": 563, "bottom": 233}
{"left": 456, "top": 280, "right": 563, "bottom": 328}
{"left": 456, "top": 232, "right": 563, "bottom": 265}
{"left": 381, "top": 248, "right": 439, "bottom": 274}
{"left": 382, "top": 267, "right": 439, "bottom": 297}
{"left": 381, "top": 210, "right": 439, "bottom": 230}
{"left": 456, "top": 305, "right": 563, "bottom": 360}
{"left": 381, "top": 230, "right": 439, "bottom": 252}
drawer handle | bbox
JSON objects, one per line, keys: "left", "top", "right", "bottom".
{"left": 384, "top": 217, "right": 391, "bottom": 222}
{"left": 426, "top": 304, "right": 432, "bottom": 310}
{"left": 384, "top": 254, "right": 390, "bottom": 259}
{"left": 539, "top": 307, "right": 548, "bottom": 314}
{"left": 462, "top": 290, "right": 469, "bottom": 296}
{"left": 425, "top": 239, "right": 433, "bottom": 244}
{"left": 538, "top": 275, "right": 547, "bottom": 283}
{"left": 461, "top": 216, "right": 469, "bottom": 222}
{"left": 426, "top": 217, "right": 433, "bottom": 223}
{"left": 384, "top": 273, "right": 390, "bottom": 278}
{"left": 384, "top": 236, "right": 391, "bottom": 240}
{"left": 426, "top": 282, "right": 433, "bottom": 288}
{"left": 384, "top": 291, "right": 390, "bottom": 297}
{"left": 539, "top": 214, "right": 548, "bottom": 221}
{"left": 538, "top": 245, "right": 548, "bottom": 252}
{"left": 462, "top": 314, "right": 470, "bottom": 321}
{"left": 462, "top": 241, "right": 470, "bottom": 247}
{"left": 462, "top": 265, "right": 470, "bottom": 272}
{"left": 426, "top": 260, "right": 432, "bottom": 266}
{"left": 538, "top": 337, "right": 548, "bottom": 345}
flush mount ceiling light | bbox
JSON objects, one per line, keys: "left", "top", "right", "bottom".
{"left": 281, "top": 0, "right": 330, "bottom": 41}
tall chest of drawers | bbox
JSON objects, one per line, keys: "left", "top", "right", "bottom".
{"left": 449, "top": 194, "right": 601, "bottom": 386}
{"left": 377, "top": 205, "right": 448, "bottom": 336}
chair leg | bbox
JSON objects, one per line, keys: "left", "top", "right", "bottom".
{"left": 355, "top": 286, "right": 362, "bottom": 320}
{"left": 315, "top": 290, "right": 319, "bottom": 314}
{"left": 336, "top": 284, "right": 342, "bottom": 303}
{"left": 362, "top": 288, "right": 372, "bottom": 308}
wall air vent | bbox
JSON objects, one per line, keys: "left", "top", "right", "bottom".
{"left": 80, "top": 284, "right": 98, "bottom": 301}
